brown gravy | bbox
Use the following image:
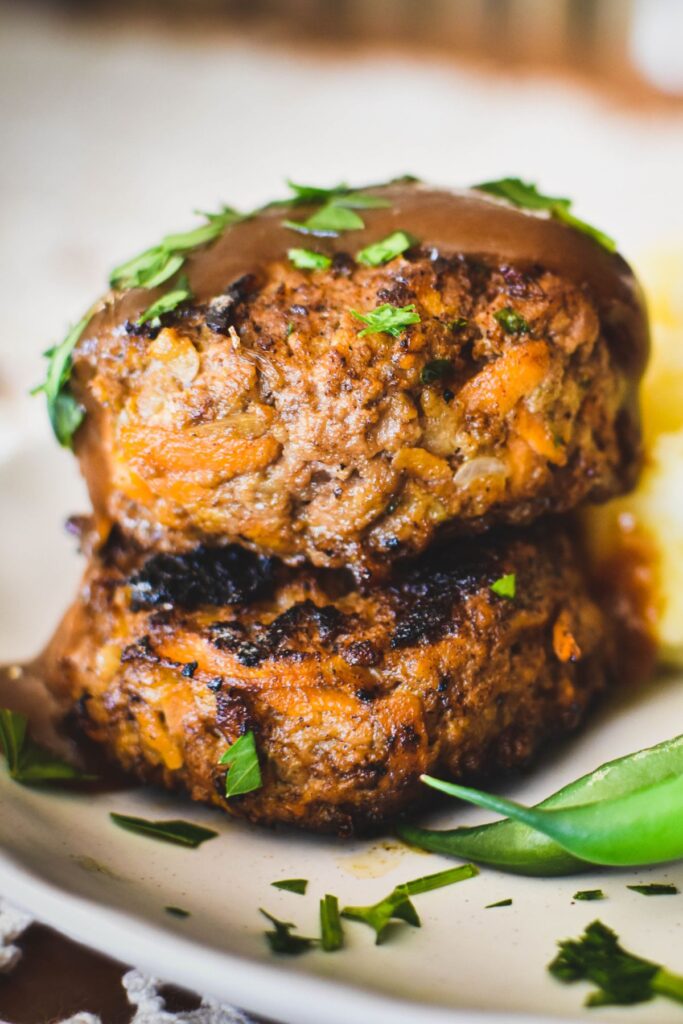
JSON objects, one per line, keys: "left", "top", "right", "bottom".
{"left": 83, "top": 182, "right": 649, "bottom": 379}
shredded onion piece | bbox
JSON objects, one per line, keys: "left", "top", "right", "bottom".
{"left": 454, "top": 456, "right": 508, "bottom": 488}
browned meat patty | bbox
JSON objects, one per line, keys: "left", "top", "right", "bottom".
{"left": 70, "top": 182, "right": 647, "bottom": 579}
{"left": 43, "top": 525, "right": 611, "bottom": 835}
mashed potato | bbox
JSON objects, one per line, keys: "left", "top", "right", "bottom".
{"left": 585, "top": 250, "right": 683, "bottom": 665}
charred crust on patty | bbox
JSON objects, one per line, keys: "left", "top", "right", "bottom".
{"left": 120, "top": 633, "right": 158, "bottom": 664}
{"left": 204, "top": 273, "right": 259, "bottom": 335}
{"left": 207, "top": 599, "right": 350, "bottom": 666}
{"left": 343, "top": 640, "right": 382, "bottom": 667}
{"left": 389, "top": 547, "right": 498, "bottom": 648}
{"left": 128, "top": 544, "right": 276, "bottom": 611}
{"left": 214, "top": 686, "right": 252, "bottom": 739}
{"left": 330, "top": 252, "right": 355, "bottom": 277}
{"left": 123, "top": 318, "right": 162, "bottom": 341}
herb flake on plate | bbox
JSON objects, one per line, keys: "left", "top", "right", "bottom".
{"left": 574, "top": 889, "right": 606, "bottom": 901}
{"left": 486, "top": 898, "right": 512, "bottom": 908}
{"left": 342, "top": 863, "right": 477, "bottom": 944}
{"left": 0, "top": 708, "right": 94, "bottom": 784}
{"left": 165, "top": 906, "right": 191, "bottom": 918}
{"left": 627, "top": 883, "right": 679, "bottom": 896}
{"left": 219, "top": 730, "right": 262, "bottom": 798}
{"left": 320, "top": 894, "right": 344, "bottom": 952}
{"left": 272, "top": 878, "right": 308, "bottom": 895}
{"left": 109, "top": 813, "right": 218, "bottom": 847}
{"left": 549, "top": 919, "right": 683, "bottom": 1007}
{"left": 261, "top": 910, "right": 317, "bottom": 956}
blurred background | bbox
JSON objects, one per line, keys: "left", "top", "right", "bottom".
{"left": 1, "top": 0, "right": 683, "bottom": 656}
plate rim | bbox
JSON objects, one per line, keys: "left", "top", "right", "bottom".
{"left": 0, "top": 842, "right": 575, "bottom": 1024}
{"left": 0, "top": 439, "right": 654, "bottom": 1024}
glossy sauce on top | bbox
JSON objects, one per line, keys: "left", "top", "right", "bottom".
{"left": 84, "top": 181, "right": 649, "bottom": 378}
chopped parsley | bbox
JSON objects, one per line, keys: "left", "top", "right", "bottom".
{"left": 490, "top": 573, "right": 516, "bottom": 600}
{"left": 341, "top": 864, "right": 477, "bottom": 944}
{"left": 420, "top": 359, "right": 451, "bottom": 384}
{"left": 137, "top": 275, "right": 192, "bottom": 327}
{"left": 287, "top": 248, "right": 332, "bottom": 271}
{"left": 37, "top": 180, "right": 393, "bottom": 449}
{"left": 285, "top": 181, "right": 350, "bottom": 203}
{"left": 474, "top": 178, "right": 616, "bottom": 253}
{"left": 31, "top": 313, "right": 92, "bottom": 448}
{"left": 284, "top": 204, "right": 365, "bottom": 236}
{"left": 0, "top": 709, "right": 25, "bottom": 775}
{"left": 0, "top": 708, "right": 94, "bottom": 784}
{"left": 486, "top": 898, "right": 512, "bottom": 908}
{"left": 36, "top": 205, "right": 242, "bottom": 447}
{"left": 549, "top": 920, "right": 683, "bottom": 1007}
{"left": 341, "top": 893, "right": 419, "bottom": 945}
{"left": 165, "top": 906, "right": 190, "bottom": 918}
{"left": 574, "top": 890, "right": 606, "bottom": 901}
{"left": 283, "top": 181, "right": 389, "bottom": 236}
{"left": 450, "top": 317, "right": 469, "bottom": 331}
{"left": 334, "top": 193, "right": 393, "bottom": 210}
{"left": 351, "top": 302, "right": 421, "bottom": 339}
{"left": 109, "top": 813, "right": 218, "bottom": 847}
{"left": 110, "top": 206, "right": 242, "bottom": 290}
{"left": 219, "top": 730, "right": 262, "bottom": 798}
{"left": 320, "top": 894, "right": 344, "bottom": 952}
{"left": 50, "top": 392, "right": 84, "bottom": 450}
{"left": 261, "top": 909, "right": 317, "bottom": 956}
{"left": 35, "top": 179, "right": 399, "bottom": 447}
{"left": 285, "top": 181, "right": 389, "bottom": 208}
{"left": 272, "top": 878, "right": 308, "bottom": 895}
{"left": 494, "top": 307, "right": 529, "bottom": 335}
{"left": 356, "top": 230, "right": 416, "bottom": 267}
{"left": 627, "top": 883, "right": 679, "bottom": 896}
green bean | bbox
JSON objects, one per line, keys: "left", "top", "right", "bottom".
{"left": 397, "top": 734, "right": 683, "bottom": 875}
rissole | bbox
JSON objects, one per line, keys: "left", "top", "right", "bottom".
{"left": 43, "top": 523, "right": 611, "bottom": 835}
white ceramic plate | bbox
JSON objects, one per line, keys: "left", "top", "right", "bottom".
{"left": 1, "top": 436, "right": 682, "bottom": 1024}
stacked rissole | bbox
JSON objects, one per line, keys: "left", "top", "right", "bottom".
{"left": 41, "top": 180, "right": 649, "bottom": 833}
